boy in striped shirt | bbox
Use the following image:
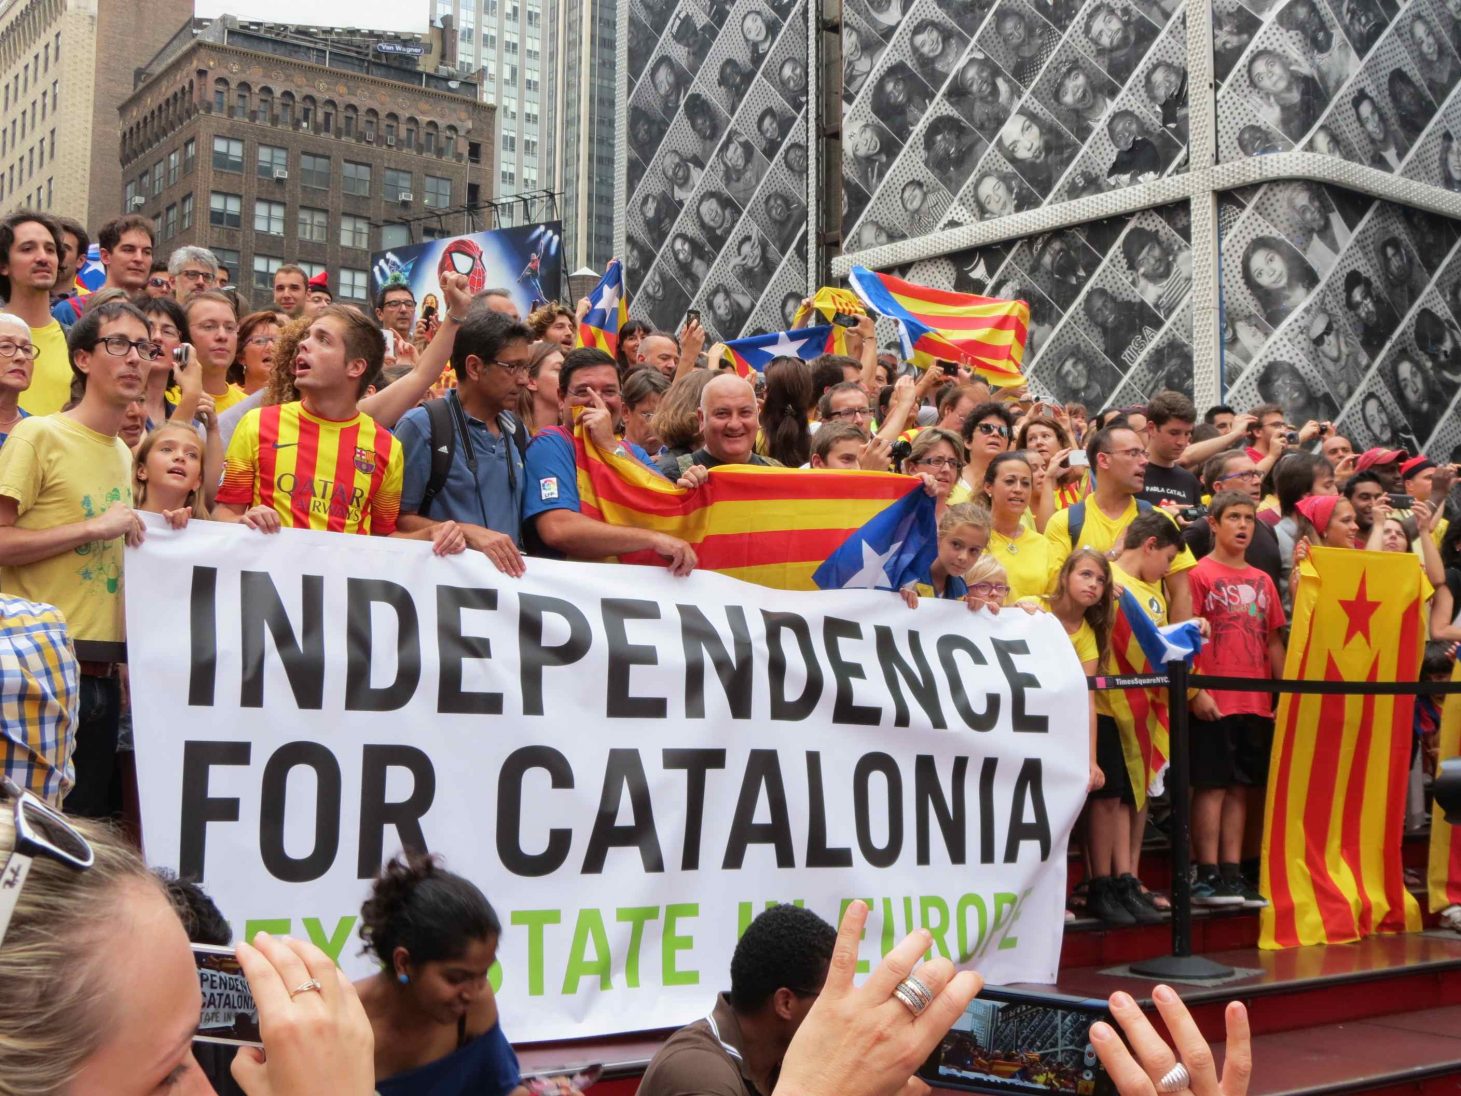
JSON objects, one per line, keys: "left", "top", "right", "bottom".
{"left": 215, "top": 306, "right": 463, "bottom": 555}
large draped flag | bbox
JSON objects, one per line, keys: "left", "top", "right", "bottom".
{"left": 812, "top": 488, "right": 937, "bottom": 591}
{"left": 558, "top": 420, "right": 929, "bottom": 589}
{"left": 847, "top": 266, "right": 1028, "bottom": 386}
{"left": 1428, "top": 662, "right": 1461, "bottom": 915}
{"left": 579, "top": 259, "right": 628, "bottom": 357}
{"left": 1101, "top": 588, "right": 1205, "bottom": 810}
{"left": 1260, "top": 549, "right": 1425, "bottom": 950}
{"left": 793, "top": 287, "right": 867, "bottom": 356}
{"left": 723, "top": 325, "right": 836, "bottom": 377}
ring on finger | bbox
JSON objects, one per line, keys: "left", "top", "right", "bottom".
{"left": 1157, "top": 1063, "right": 1191, "bottom": 1092}
{"left": 892, "top": 973, "right": 933, "bottom": 1017}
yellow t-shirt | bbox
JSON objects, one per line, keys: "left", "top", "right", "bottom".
{"left": 17, "top": 320, "right": 71, "bottom": 417}
{"left": 989, "top": 524, "right": 1053, "bottom": 602}
{"left": 166, "top": 383, "right": 248, "bottom": 414}
{"left": 0, "top": 414, "right": 133, "bottom": 643}
{"left": 1095, "top": 561, "right": 1168, "bottom": 716}
{"left": 1070, "top": 617, "right": 1098, "bottom": 666}
{"left": 1044, "top": 497, "right": 1195, "bottom": 581}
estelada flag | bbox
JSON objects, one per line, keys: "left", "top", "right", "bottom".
{"left": 1260, "top": 548, "right": 1425, "bottom": 949}
{"left": 578, "top": 259, "right": 628, "bottom": 357}
{"left": 559, "top": 419, "right": 927, "bottom": 589}
{"left": 847, "top": 266, "right": 1028, "bottom": 386}
{"left": 1427, "top": 661, "right": 1461, "bottom": 913}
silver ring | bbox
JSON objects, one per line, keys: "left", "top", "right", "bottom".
{"left": 892, "top": 974, "right": 933, "bottom": 1016}
{"left": 289, "top": 978, "right": 323, "bottom": 999}
{"left": 1157, "top": 1063, "right": 1191, "bottom": 1092}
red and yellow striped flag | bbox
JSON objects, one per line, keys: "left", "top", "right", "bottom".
{"left": 561, "top": 422, "right": 927, "bottom": 589}
{"left": 1103, "top": 590, "right": 1171, "bottom": 812}
{"left": 1428, "top": 662, "right": 1461, "bottom": 913}
{"left": 1260, "top": 548, "right": 1425, "bottom": 949}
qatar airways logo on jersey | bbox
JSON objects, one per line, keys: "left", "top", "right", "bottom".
{"left": 275, "top": 472, "right": 366, "bottom": 521}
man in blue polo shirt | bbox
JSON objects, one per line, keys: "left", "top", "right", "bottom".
{"left": 394, "top": 310, "right": 531, "bottom": 575}
{"left": 523, "top": 347, "right": 700, "bottom": 574}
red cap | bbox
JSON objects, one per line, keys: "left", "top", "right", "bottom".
{"left": 1400, "top": 456, "right": 1436, "bottom": 479}
{"left": 1295, "top": 494, "right": 1340, "bottom": 532}
{"left": 1354, "top": 447, "right": 1407, "bottom": 472}
{"left": 308, "top": 270, "right": 331, "bottom": 294}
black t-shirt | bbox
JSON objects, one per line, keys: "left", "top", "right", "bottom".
{"left": 1139, "top": 462, "right": 1202, "bottom": 508}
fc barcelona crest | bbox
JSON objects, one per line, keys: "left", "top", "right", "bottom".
{"left": 354, "top": 447, "right": 376, "bottom": 475}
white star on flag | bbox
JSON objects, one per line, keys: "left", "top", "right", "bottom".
{"left": 762, "top": 330, "right": 812, "bottom": 358}
{"left": 841, "top": 538, "right": 904, "bottom": 589}
{"left": 594, "top": 279, "right": 620, "bottom": 315}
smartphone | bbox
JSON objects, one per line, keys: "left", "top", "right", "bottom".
{"left": 423, "top": 304, "right": 438, "bottom": 320}
{"left": 940, "top": 361, "right": 957, "bottom": 375}
{"left": 917, "top": 987, "right": 1116, "bottom": 1095}
{"left": 192, "top": 944, "right": 262, "bottom": 1047}
{"left": 172, "top": 342, "right": 193, "bottom": 365}
{"left": 687, "top": 308, "right": 701, "bottom": 326}
{"left": 524, "top": 1064, "right": 604, "bottom": 1094}
{"left": 1069, "top": 450, "right": 1090, "bottom": 468}
{"left": 832, "top": 311, "right": 863, "bottom": 328}
{"left": 1389, "top": 493, "right": 1415, "bottom": 509}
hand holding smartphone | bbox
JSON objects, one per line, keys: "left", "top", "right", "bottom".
{"left": 193, "top": 944, "right": 263, "bottom": 1047}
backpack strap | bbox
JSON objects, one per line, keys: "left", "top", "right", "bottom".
{"left": 417, "top": 397, "right": 456, "bottom": 519}
{"left": 1067, "top": 498, "right": 1153, "bottom": 548}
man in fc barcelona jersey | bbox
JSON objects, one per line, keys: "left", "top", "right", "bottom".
{"left": 214, "top": 305, "right": 464, "bottom": 555}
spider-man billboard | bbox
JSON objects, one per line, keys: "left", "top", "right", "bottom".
{"left": 369, "top": 222, "right": 564, "bottom": 319}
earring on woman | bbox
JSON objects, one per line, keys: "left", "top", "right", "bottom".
{"left": 398, "top": 972, "right": 410, "bottom": 985}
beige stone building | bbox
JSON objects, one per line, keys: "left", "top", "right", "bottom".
{"left": 0, "top": 0, "right": 191, "bottom": 226}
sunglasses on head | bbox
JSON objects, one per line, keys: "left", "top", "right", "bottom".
{"left": 0, "top": 775, "right": 95, "bottom": 950}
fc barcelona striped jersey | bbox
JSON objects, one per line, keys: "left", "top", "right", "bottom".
{"left": 217, "top": 402, "right": 403, "bottom": 535}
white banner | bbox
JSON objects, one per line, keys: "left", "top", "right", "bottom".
{"left": 127, "top": 518, "right": 1088, "bottom": 1043}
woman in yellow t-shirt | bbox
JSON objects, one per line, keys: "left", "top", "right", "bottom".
{"left": 980, "top": 452, "right": 1052, "bottom": 603}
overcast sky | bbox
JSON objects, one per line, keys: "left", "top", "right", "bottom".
{"left": 193, "top": 1, "right": 429, "bottom": 34}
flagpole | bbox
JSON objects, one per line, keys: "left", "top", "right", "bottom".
{"left": 1130, "top": 658, "right": 1235, "bottom": 981}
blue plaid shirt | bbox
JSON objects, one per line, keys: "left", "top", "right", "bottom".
{"left": 1, "top": 595, "right": 78, "bottom": 805}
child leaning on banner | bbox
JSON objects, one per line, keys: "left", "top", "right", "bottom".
{"left": 1186, "top": 490, "right": 1286, "bottom": 910}
{"left": 898, "top": 501, "right": 994, "bottom": 608}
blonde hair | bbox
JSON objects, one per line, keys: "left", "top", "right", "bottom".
{"left": 966, "top": 553, "right": 1008, "bottom": 588}
{"left": 263, "top": 314, "right": 311, "bottom": 406}
{"left": 939, "top": 501, "right": 990, "bottom": 537}
{"left": 903, "top": 427, "right": 967, "bottom": 472}
{"left": 0, "top": 812, "right": 165, "bottom": 1093}
{"left": 132, "top": 422, "right": 209, "bottom": 518}
{"left": 650, "top": 369, "right": 716, "bottom": 451}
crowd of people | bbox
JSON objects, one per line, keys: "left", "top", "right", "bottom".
{"left": 0, "top": 200, "right": 1453, "bottom": 1094}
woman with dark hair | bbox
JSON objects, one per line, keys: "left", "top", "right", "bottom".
{"left": 1360, "top": 390, "right": 1400, "bottom": 448}
{"left": 1240, "top": 234, "right": 1319, "bottom": 325}
{"left": 1443, "top": 131, "right": 1461, "bottom": 191}
{"left": 618, "top": 318, "right": 652, "bottom": 372}
{"left": 667, "top": 231, "right": 714, "bottom": 283}
{"left": 683, "top": 92, "right": 725, "bottom": 158}
{"left": 136, "top": 294, "right": 199, "bottom": 430}
{"left": 622, "top": 365, "right": 670, "bottom": 454}
{"left": 695, "top": 190, "right": 738, "bottom": 250}
{"left": 759, "top": 355, "right": 815, "bottom": 466}
{"left": 518, "top": 340, "right": 564, "bottom": 436}
{"left": 1387, "top": 67, "right": 1433, "bottom": 146}
{"left": 1254, "top": 358, "right": 1337, "bottom": 427}
{"left": 756, "top": 105, "right": 789, "bottom": 158}
{"left": 356, "top": 853, "right": 530, "bottom": 1096}
{"left": 718, "top": 128, "right": 765, "bottom": 206}
{"left": 909, "top": 18, "right": 963, "bottom": 82}
{"left": 229, "top": 310, "right": 285, "bottom": 393}
{"left": 1391, "top": 352, "right": 1444, "bottom": 439}
{"left": 718, "top": 56, "right": 754, "bottom": 104}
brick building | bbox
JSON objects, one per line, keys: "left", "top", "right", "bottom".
{"left": 119, "top": 16, "right": 494, "bottom": 308}
{"left": 0, "top": 0, "right": 192, "bottom": 226}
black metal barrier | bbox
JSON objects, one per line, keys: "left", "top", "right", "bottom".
{"left": 1081, "top": 665, "right": 1461, "bottom": 980}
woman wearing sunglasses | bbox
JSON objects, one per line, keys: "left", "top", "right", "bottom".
{"left": 957, "top": 401, "right": 1016, "bottom": 506}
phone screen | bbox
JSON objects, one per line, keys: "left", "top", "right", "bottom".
{"left": 1068, "top": 450, "right": 1089, "bottom": 468}
{"left": 193, "top": 945, "right": 263, "bottom": 1047}
{"left": 687, "top": 309, "right": 701, "bottom": 325}
{"left": 918, "top": 988, "right": 1115, "bottom": 1095}
{"left": 1389, "top": 493, "right": 1415, "bottom": 509}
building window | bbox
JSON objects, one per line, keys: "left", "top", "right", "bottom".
{"left": 209, "top": 191, "right": 241, "bottom": 228}
{"left": 363, "top": 114, "right": 376, "bottom": 142}
{"left": 183, "top": 138, "right": 196, "bottom": 174}
{"left": 468, "top": 140, "right": 481, "bottom": 164}
{"left": 340, "top": 213, "right": 370, "bottom": 249}
{"left": 212, "top": 247, "right": 240, "bottom": 274}
{"left": 256, "top": 144, "right": 287, "bottom": 179}
{"left": 212, "top": 136, "right": 243, "bottom": 172}
{"left": 502, "top": 133, "right": 515, "bottom": 153}
{"left": 180, "top": 192, "right": 194, "bottom": 230}
{"left": 253, "top": 199, "right": 285, "bottom": 235}
{"left": 167, "top": 148, "right": 180, "bottom": 185}
{"left": 152, "top": 160, "right": 164, "bottom": 195}
{"left": 343, "top": 161, "right": 370, "bottom": 197}
{"left": 300, "top": 152, "right": 329, "bottom": 189}
{"left": 139, "top": 167, "right": 149, "bottom": 193}
{"left": 163, "top": 203, "right": 177, "bottom": 239}
{"left": 339, "top": 268, "right": 368, "bottom": 300}
{"left": 298, "top": 260, "right": 324, "bottom": 279}
{"left": 424, "top": 175, "right": 450, "bottom": 208}
{"left": 425, "top": 130, "right": 437, "bottom": 156}
{"left": 213, "top": 86, "right": 226, "bottom": 113}
{"left": 384, "top": 168, "right": 412, "bottom": 202}
{"left": 235, "top": 87, "right": 249, "bottom": 117}
{"left": 298, "top": 206, "right": 328, "bottom": 243}
{"left": 124, "top": 180, "right": 137, "bottom": 209}
{"left": 253, "top": 254, "right": 280, "bottom": 292}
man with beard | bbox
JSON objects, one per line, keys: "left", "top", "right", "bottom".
{"left": 1144, "top": 60, "right": 1188, "bottom": 146}
{"left": 1031, "top": 230, "right": 1094, "bottom": 310}
{"left": 1083, "top": 286, "right": 1160, "bottom": 367}
{"left": 1414, "top": 307, "right": 1461, "bottom": 384}
{"left": 949, "top": 54, "right": 1017, "bottom": 134}
{"left": 1282, "top": 181, "right": 1346, "bottom": 272}
{"left": 660, "top": 150, "right": 704, "bottom": 203}
{"left": 1275, "top": 0, "right": 1354, "bottom": 96}
{"left": 1122, "top": 226, "right": 1191, "bottom": 316}
{"left": 922, "top": 115, "right": 981, "bottom": 191}
{"left": 1105, "top": 109, "right": 1166, "bottom": 183}
{"left": 1084, "top": 2, "right": 1157, "bottom": 84}
{"left": 1378, "top": 235, "right": 1423, "bottom": 314}
{"left": 1304, "top": 307, "right": 1367, "bottom": 399}
{"left": 995, "top": 8, "right": 1056, "bottom": 86}
{"left": 1344, "top": 270, "right": 1400, "bottom": 357}
{"left": 1247, "top": 49, "right": 1327, "bottom": 142}
{"left": 1055, "top": 58, "right": 1115, "bottom": 140}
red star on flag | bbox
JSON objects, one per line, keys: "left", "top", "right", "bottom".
{"left": 1337, "top": 572, "right": 1382, "bottom": 645}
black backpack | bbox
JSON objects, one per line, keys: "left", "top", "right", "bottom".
{"left": 417, "top": 394, "right": 529, "bottom": 519}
